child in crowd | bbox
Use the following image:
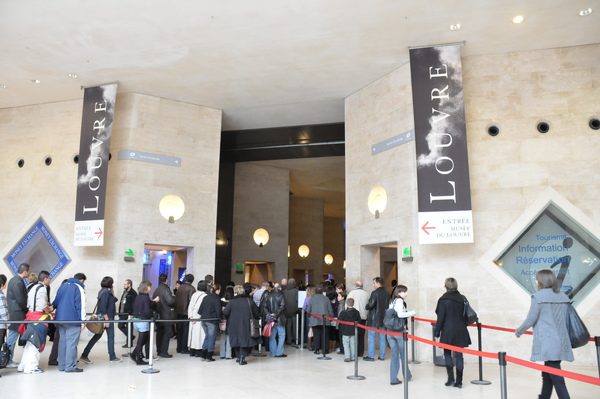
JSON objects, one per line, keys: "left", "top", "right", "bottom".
{"left": 337, "top": 297, "right": 361, "bottom": 362}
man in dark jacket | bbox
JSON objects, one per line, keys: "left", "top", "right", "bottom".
{"left": 198, "top": 286, "right": 222, "bottom": 361}
{"left": 175, "top": 274, "right": 195, "bottom": 354}
{"left": 152, "top": 273, "right": 176, "bottom": 358}
{"left": 364, "top": 277, "right": 389, "bottom": 361}
{"left": 6, "top": 262, "right": 30, "bottom": 368}
{"left": 283, "top": 278, "right": 298, "bottom": 345}
{"left": 118, "top": 279, "right": 137, "bottom": 348}
{"left": 262, "top": 283, "right": 287, "bottom": 357}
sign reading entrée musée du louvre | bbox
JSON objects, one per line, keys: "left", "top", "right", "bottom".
{"left": 74, "top": 84, "right": 117, "bottom": 246}
{"left": 409, "top": 45, "right": 473, "bottom": 244}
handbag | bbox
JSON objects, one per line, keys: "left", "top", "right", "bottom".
{"left": 566, "top": 303, "right": 589, "bottom": 348}
{"left": 463, "top": 296, "right": 478, "bottom": 325}
{"left": 86, "top": 312, "right": 105, "bottom": 335}
{"left": 262, "top": 321, "right": 274, "bottom": 337}
{"left": 0, "top": 342, "right": 11, "bottom": 369}
{"left": 383, "top": 301, "right": 406, "bottom": 331}
{"left": 219, "top": 319, "right": 227, "bottom": 332}
{"left": 247, "top": 299, "right": 261, "bottom": 338}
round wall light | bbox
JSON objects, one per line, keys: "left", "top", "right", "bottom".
{"left": 298, "top": 245, "right": 310, "bottom": 258}
{"left": 324, "top": 254, "right": 334, "bottom": 265}
{"left": 253, "top": 228, "right": 269, "bottom": 247}
{"left": 159, "top": 194, "right": 185, "bottom": 223}
{"left": 368, "top": 185, "right": 388, "bottom": 219}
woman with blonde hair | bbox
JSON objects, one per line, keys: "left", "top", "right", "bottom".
{"left": 516, "top": 270, "right": 573, "bottom": 399}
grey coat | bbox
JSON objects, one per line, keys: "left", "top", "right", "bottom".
{"left": 515, "top": 288, "right": 574, "bottom": 362}
{"left": 307, "top": 294, "right": 333, "bottom": 327}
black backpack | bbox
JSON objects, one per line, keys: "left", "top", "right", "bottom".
{"left": 0, "top": 342, "right": 11, "bottom": 369}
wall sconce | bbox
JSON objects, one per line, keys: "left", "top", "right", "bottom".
{"left": 253, "top": 228, "right": 269, "bottom": 247}
{"left": 298, "top": 245, "right": 310, "bottom": 258}
{"left": 159, "top": 194, "right": 185, "bottom": 223}
{"left": 216, "top": 236, "right": 229, "bottom": 246}
{"left": 288, "top": 245, "right": 290, "bottom": 257}
{"left": 343, "top": 260, "right": 346, "bottom": 269}
{"left": 324, "top": 254, "right": 333, "bottom": 265}
{"left": 368, "top": 186, "right": 387, "bottom": 219}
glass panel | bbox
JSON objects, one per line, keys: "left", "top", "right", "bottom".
{"left": 495, "top": 203, "right": 600, "bottom": 305}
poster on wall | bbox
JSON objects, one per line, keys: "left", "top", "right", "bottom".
{"left": 74, "top": 83, "right": 118, "bottom": 246}
{"left": 409, "top": 45, "right": 473, "bottom": 244}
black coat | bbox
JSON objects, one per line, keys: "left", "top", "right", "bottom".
{"left": 261, "top": 290, "right": 286, "bottom": 327}
{"left": 152, "top": 283, "right": 176, "bottom": 325}
{"left": 198, "top": 292, "right": 222, "bottom": 324}
{"left": 338, "top": 307, "right": 361, "bottom": 336}
{"left": 7, "top": 275, "right": 28, "bottom": 331}
{"left": 119, "top": 288, "right": 137, "bottom": 315}
{"left": 434, "top": 290, "right": 471, "bottom": 348}
{"left": 223, "top": 295, "right": 260, "bottom": 348}
{"left": 365, "top": 287, "right": 389, "bottom": 328}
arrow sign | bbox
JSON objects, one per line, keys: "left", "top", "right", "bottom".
{"left": 125, "top": 249, "right": 134, "bottom": 257}
{"left": 421, "top": 221, "right": 436, "bottom": 235}
{"left": 94, "top": 228, "right": 103, "bottom": 239}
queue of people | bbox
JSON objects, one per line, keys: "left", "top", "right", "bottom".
{"left": 0, "top": 265, "right": 578, "bottom": 398}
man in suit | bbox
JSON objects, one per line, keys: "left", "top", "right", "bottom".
{"left": 153, "top": 273, "right": 176, "bottom": 358}
{"left": 175, "top": 274, "right": 195, "bottom": 354}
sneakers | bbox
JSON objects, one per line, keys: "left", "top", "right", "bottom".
{"left": 79, "top": 356, "right": 93, "bottom": 364}
{"left": 344, "top": 358, "right": 352, "bottom": 362}
{"left": 24, "top": 368, "right": 44, "bottom": 374}
{"left": 109, "top": 357, "right": 123, "bottom": 363}
{"left": 6, "top": 362, "right": 18, "bottom": 368}
{"left": 362, "top": 356, "right": 375, "bottom": 361}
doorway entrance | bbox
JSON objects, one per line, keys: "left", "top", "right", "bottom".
{"left": 245, "top": 261, "right": 273, "bottom": 285}
{"left": 143, "top": 244, "right": 193, "bottom": 288}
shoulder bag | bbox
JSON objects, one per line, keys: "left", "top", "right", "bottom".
{"left": 86, "top": 303, "right": 105, "bottom": 335}
{"left": 247, "top": 299, "right": 261, "bottom": 338}
{"left": 383, "top": 300, "right": 406, "bottom": 331}
{"left": 566, "top": 303, "right": 589, "bottom": 348}
{"left": 462, "top": 296, "right": 478, "bottom": 325}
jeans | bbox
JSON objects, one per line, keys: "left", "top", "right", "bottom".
{"left": 388, "top": 334, "right": 412, "bottom": 383}
{"left": 367, "top": 328, "right": 387, "bottom": 359}
{"left": 540, "top": 361, "right": 570, "bottom": 399}
{"left": 6, "top": 329, "right": 19, "bottom": 364}
{"left": 201, "top": 322, "right": 218, "bottom": 352}
{"left": 118, "top": 314, "right": 135, "bottom": 345}
{"left": 342, "top": 335, "right": 355, "bottom": 360}
{"left": 219, "top": 333, "right": 231, "bottom": 358}
{"left": 58, "top": 324, "right": 81, "bottom": 371}
{"left": 269, "top": 325, "right": 286, "bottom": 357}
{"left": 82, "top": 320, "right": 116, "bottom": 359}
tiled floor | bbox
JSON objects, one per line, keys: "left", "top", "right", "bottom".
{"left": 1, "top": 335, "right": 598, "bottom": 399}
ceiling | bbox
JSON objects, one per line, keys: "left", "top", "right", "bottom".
{"left": 1, "top": 1, "right": 597, "bottom": 219}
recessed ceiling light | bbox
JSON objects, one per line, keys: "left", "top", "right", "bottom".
{"left": 0, "top": 84, "right": 6, "bottom": 89}
{"left": 579, "top": 8, "right": 593, "bottom": 16}
{"left": 512, "top": 15, "right": 525, "bottom": 24}
{"left": 68, "top": 73, "right": 78, "bottom": 79}
{"left": 449, "top": 24, "right": 461, "bottom": 31}
{"left": 31, "top": 79, "right": 41, "bottom": 84}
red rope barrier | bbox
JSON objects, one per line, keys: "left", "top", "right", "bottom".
{"left": 307, "top": 313, "right": 600, "bottom": 386}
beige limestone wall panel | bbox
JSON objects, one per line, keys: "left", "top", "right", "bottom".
{"left": 289, "top": 196, "right": 324, "bottom": 284}
{"left": 345, "top": 44, "right": 600, "bottom": 364}
{"left": 231, "top": 163, "right": 289, "bottom": 285}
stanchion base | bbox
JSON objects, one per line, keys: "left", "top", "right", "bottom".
{"left": 408, "top": 360, "right": 421, "bottom": 364}
{"left": 141, "top": 368, "right": 160, "bottom": 374}
{"left": 347, "top": 375, "right": 366, "bottom": 380}
{"left": 471, "top": 380, "right": 492, "bottom": 385}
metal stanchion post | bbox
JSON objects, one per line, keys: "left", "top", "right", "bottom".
{"left": 317, "top": 315, "right": 331, "bottom": 360}
{"left": 254, "top": 317, "right": 266, "bottom": 357}
{"left": 408, "top": 316, "right": 420, "bottom": 364}
{"left": 595, "top": 336, "right": 600, "bottom": 379}
{"left": 292, "top": 312, "right": 300, "bottom": 348}
{"left": 347, "top": 321, "right": 365, "bottom": 380}
{"left": 300, "top": 310, "right": 305, "bottom": 350}
{"left": 403, "top": 331, "right": 409, "bottom": 399}
{"left": 142, "top": 319, "right": 159, "bottom": 374}
{"left": 498, "top": 352, "right": 507, "bottom": 399}
{"left": 471, "top": 321, "right": 491, "bottom": 385}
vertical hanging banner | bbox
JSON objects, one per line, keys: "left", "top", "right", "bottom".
{"left": 74, "top": 83, "right": 117, "bottom": 246}
{"left": 409, "top": 45, "right": 473, "bottom": 244}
